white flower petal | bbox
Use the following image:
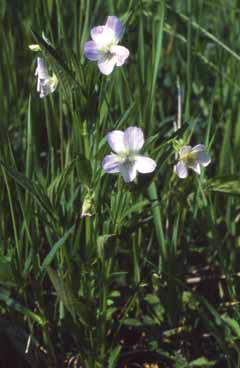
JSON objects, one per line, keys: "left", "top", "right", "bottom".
{"left": 40, "top": 85, "right": 52, "bottom": 98}
{"left": 123, "top": 127, "right": 144, "bottom": 152}
{"left": 174, "top": 161, "right": 188, "bottom": 179}
{"left": 191, "top": 145, "right": 211, "bottom": 167}
{"left": 106, "top": 130, "right": 125, "bottom": 153}
{"left": 35, "top": 57, "right": 49, "bottom": 79}
{"left": 35, "top": 58, "right": 58, "bottom": 98}
{"left": 105, "top": 16, "right": 124, "bottom": 43}
{"left": 39, "top": 85, "right": 50, "bottom": 98}
{"left": 37, "top": 76, "right": 41, "bottom": 92}
{"left": 189, "top": 162, "right": 201, "bottom": 174}
{"left": 135, "top": 156, "right": 156, "bottom": 174}
{"left": 84, "top": 41, "right": 102, "bottom": 60}
{"left": 97, "top": 56, "right": 116, "bottom": 75}
{"left": 191, "top": 144, "right": 205, "bottom": 153}
{"left": 102, "top": 154, "right": 121, "bottom": 173}
{"left": 195, "top": 151, "right": 211, "bottom": 167}
{"left": 91, "top": 26, "right": 105, "bottom": 42}
{"left": 37, "top": 74, "right": 58, "bottom": 98}
{"left": 179, "top": 145, "right": 192, "bottom": 158}
{"left": 120, "top": 162, "right": 137, "bottom": 183}
{"left": 39, "top": 83, "right": 51, "bottom": 98}
{"left": 91, "top": 25, "right": 115, "bottom": 46}
{"left": 110, "top": 45, "right": 129, "bottom": 66}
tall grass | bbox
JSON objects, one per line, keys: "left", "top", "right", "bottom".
{"left": 1, "top": 1, "right": 240, "bottom": 367}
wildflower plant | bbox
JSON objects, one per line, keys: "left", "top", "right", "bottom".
{"left": 2, "top": 2, "right": 238, "bottom": 368}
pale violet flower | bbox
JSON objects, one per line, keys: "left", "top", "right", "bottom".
{"left": 102, "top": 127, "right": 156, "bottom": 183}
{"left": 84, "top": 16, "right": 129, "bottom": 75}
{"left": 35, "top": 57, "right": 58, "bottom": 98}
{"left": 174, "top": 144, "right": 211, "bottom": 179}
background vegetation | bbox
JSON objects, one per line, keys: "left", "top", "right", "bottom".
{"left": 1, "top": 0, "right": 240, "bottom": 367}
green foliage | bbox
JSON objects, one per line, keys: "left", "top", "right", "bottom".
{"left": 207, "top": 176, "right": 240, "bottom": 195}
{"left": 1, "top": 0, "right": 240, "bottom": 367}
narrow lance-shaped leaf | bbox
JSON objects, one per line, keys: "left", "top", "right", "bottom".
{"left": 207, "top": 176, "right": 240, "bottom": 195}
{"left": 0, "top": 159, "right": 57, "bottom": 221}
{"left": 47, "top": 267, "right": 91, "bottom": 327}
{"left": 40, "top": 225, "right": 75, "bottom": 273}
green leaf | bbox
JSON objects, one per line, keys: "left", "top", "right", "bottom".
{"left": 222, "top": 315, "right": 240, "bottom": 337}
{"left": 170, "top": 6, "right": 240, "bottom": 63}
{"left": 40, "top": 226, "right": 75, "bottom": 273}
{"left": 0, "top": 160, "right": 57, "bottom": 221}
{"left": 0, "top": 288, "right": 46, "bottom": 326}
{"left": 0, "top": 0, "right": 6, "bottom": 19}
{"left": 77, "top": 154, "right": 92, "bottom": 187}
{"left": 148, "top": 182, "right": 166, "bottom": 264}
{"left": 47, "top": 267, "right": 91, "bottom": 327}
{"left": 48, "top": 159, "right": 76, "bottom": 205}
{"left": 150, "top": 2, "right": 165, "bottom": 101}
{"left": 106, "top": 306, "right": 117, "bottom": 320}
{"left": 119, "top": 200, "right": 149, "bottom": 223}
{"left": 189, "top": 357, "right": 216, "bottom": 367}
{"left": 97, "top": 234, "right": 112, "bottom": 259}
{"left": 47, "top": 267, "right": 77, "bottom": 321}
{"left": 207, "top": 176, "right": 240, "bottom": 195}
{"left": 0, "top": 255, "right": 15, "bottom": 286}
{"left": 122, "top": 318, "right": 142, "bottom": 327}
{"left": 108, "top": 345, "right": 122, "bottom": 368}
{"left": 144, "top": 293, "right": 160, "bottom": 305}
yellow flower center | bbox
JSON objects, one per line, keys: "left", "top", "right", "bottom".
{"left": 180, "top": 151, "right": 197, "bottom": 166}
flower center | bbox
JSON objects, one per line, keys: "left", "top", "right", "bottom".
{"left": 120, "top": 152, "right": 136, "bottom": 165}
{"left": 180, "top": 151, "right": 197, "bottom": 166}
{"left": 100, "top": 43, "right": 115, "bottom": 57}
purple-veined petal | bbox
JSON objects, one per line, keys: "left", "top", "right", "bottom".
{"left": 36, "top": 57, "right": 49, "bottom": 79}
{"left": 174, "top": 161, "right": 188, "bottom": 179}
{"left": 123, "top": 127, "right": 144, "bottom": 152}
{"left": 84, "top": 41, "right": 102, "bottom": 61}
{"left": 97, "top": 56, "right": 116, "bottom": 75}
{"left": 188, "top": 162, "right": 201, "bottom": 174}
{"left": 102, "top": 154, "right": 121, "bottom": 173}
{"left": 105, "top": 16, "right": 123, "bottom": 43}
{"left": 135, "top": 156, "right": 156, "bottom": 174}
{"left": 106, "top": 130, "right": 125, "bottom": 153}
{"left": 120, "top": 162, "right": 137, "bottom": 183}
{"left": 110, "top": 45, "right": 129, "bottom": 66}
